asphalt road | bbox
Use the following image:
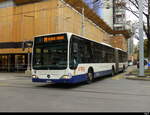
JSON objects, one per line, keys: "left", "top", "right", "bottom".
{"left": 0, "top": 66, "right": 150, "bottom": 112}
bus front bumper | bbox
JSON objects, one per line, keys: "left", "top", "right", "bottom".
{"left": 32, "top": 74, "right": 87, "bottom": 84}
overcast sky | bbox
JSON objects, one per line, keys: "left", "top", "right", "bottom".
{"left": 125, "top": 2, "right": 148, "bottom": 46}
{"left": 126, "top": 10, "right": 139, "bottom": 45}
{"left": 126, "top": 11, "right": 148, "bottom": 46}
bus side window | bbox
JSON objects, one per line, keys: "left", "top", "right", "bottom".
{"left": 84, "top": 41, "right": 92, "bottom": 63}
{"left": 73, "top": 42, "right": 79, "bottom": 66}
{"left": 78, "top": 40, "right": 85, "bottom": 63}
{"left": 102, "top": 50, "right": 106, "bottom": 63}
{"left": 73, "top": 43, "right": 78, "bottom": 54}
{"left": 84, "top": 45, "right": 89, "bottom": 62}
{"left": 70, "top": 38, "right": 79, "bottom": 69}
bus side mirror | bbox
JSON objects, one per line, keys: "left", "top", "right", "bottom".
{"left": 73, "top": 58, "right": 78, "bottom": 69}
{"left": 71, "top": 43, "right": 78, "bottom": 69}
{"left": 73, "top": 43, "right": 78, "bottom": 53}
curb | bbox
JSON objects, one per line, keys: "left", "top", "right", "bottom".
{"left": 125, "top": 75, "right": 150, "bottom": 81}
{"left": 125, "top": 68, "right": 150, "bottom": 81}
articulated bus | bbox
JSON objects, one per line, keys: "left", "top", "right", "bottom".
{"left": 32, "top": 33, "right": 128, "bottom": 84}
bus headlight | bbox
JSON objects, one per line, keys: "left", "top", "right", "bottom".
{"left": 61, "top": 75, "right": 71, "bottom": 79}
{"left": 32, "top": 75, "right": 38, "bottom": 79}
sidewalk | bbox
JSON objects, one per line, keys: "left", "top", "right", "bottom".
{"left": 125, "top": 66, "right": 150, "bottom": 81}
{"left": 0, "top": 72, "right": 31, "bottom": 80}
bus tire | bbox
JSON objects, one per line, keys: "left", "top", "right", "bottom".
{"left": 86, "top": 68, "right": 94, "bottom": 84}
{"left": 112, "top": 66, "right": 115, "bottom": 76}
{"left": 123, "top": 65, "right": 126, "bottom": 72}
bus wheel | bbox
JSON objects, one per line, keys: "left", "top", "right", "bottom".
{"left": 112, "top": 67, "right": 115, "bottom": 76}
{"left": 87, "top": 71, "right": 94, "bottom": 84}
{"left": 123, "top": 65, "right": 126, "bottom": 72}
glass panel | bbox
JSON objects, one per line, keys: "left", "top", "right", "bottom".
{"left": 69, "top": 35, "right": 116, "bottom": 69}
{"left": 15, "top": 55, "right": 26, "bottom": 71}
{"left": 33, "top": 34, "right": 68, "bottom": 70}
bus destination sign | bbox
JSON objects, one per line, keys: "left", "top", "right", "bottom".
{"left": 44, "top": 36, "right": 64, "bottom": 43}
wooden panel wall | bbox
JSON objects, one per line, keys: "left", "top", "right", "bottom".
{"left": 0, "top": 7, "right": 13, "bottom": 42}
{"left": 52, "top": 1, "right": 106, "bottom": 43}
{"left": 57, "top": 0, "right": 112, "bottom": 44}
{"left": 12, "top": 6, "right": 22, "bottom": 42}
{"left": 0, "top": 0, "right": 127, "bottom": 53}
{"left": 0, "top": 0, "right": 59, "bottom": 53}
{"left": 12, "top": 0, "right": 59, "bottom": 42}
{"left": 110, "top": 35, "right": 128, "bottom": 51}
{"left": 58, "top": 0, "right": 127, "bottom": 51}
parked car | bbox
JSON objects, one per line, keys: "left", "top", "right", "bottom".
{"left": 128, "top": 62, "right": 133, "bottom": 66}
{"left": 128, "top": 61, "right": 133, "bottom": 66}
{"left": 137, "top": 60, "right": 148, "bottom": 68}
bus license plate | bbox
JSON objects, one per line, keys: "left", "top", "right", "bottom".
{"left": 46, "top": 80, "right": 52, "bottom": 83}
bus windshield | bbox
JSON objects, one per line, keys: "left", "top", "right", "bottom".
{"left": 33, "top": 34, "right": 68, "bottom": 70}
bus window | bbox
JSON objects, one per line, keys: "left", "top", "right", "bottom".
{"left": 73, "top": 43, "right": 78, "bottom": 53}
{"left": 70, "top": 35, "right": 93, "bottom": 69}
{"left": 72, "top": 42, "right": 79, "bottom": 68}
{"left": 33, "top": 34, "right": 68, "bottom": 70}
{"left": 70, "top": 38, "right": 79, "bottom": 69}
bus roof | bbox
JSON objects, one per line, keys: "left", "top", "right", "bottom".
{"left": 34, "top": 32, "right": 114, "bottom": 49}
{"left": 34, "top": 32, "right": 69, "bottom": 38}
{"left": 69, "top": 33, "right": 114, "bottom": 49}
{"left": 100, "top": 42, "right": 113, "bottom": 48}
{"left": 116, "top": 48, "right": 127, "bottom": 52}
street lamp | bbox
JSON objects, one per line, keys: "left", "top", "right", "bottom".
{"left": 138, "top": 0, "right": 145, "bottom": 76}
{"left": 81, "top": 7, "right": 85, "bottom": 36}
{"left": 26, "top": 42, "right": 32, "bottom": 71}
{"left": 62, "top": 6, "right": 85, "bottom": 36}
{"left": 57, "top": 3, "right": 85, "bottom": 36}
{"left": 22, "top": 41, "right": 33, "bottom": 74}
{"left": 73, "top": 6, "right": 85, "bottom": 36}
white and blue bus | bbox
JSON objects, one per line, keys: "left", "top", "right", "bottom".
{"left": 32, "top": 33, "right": 128, "bottom": 84}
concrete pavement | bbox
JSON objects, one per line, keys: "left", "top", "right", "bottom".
{"left": 1, "top": 67, "right": 150, "bottom": 112}
{"left": 125, "top": 66, "right": 150, "bottom": 81}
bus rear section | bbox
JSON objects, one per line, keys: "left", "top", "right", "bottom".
{"left": 115, "top": 48, "right": 128, "bottom": 73}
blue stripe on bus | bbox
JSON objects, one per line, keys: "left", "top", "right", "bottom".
{"left": 32, "top": 74, "right": 87, "bottom": 84}
{"left": 94, "top": 70, "right": 112, "bottom": 78}
{"left": 32, "top": 69, "right": 112, "bottom": 84}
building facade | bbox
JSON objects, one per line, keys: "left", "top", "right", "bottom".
{"left": 101, "top": 0, "right": 113, "bottom": 29}
{"left": 113, "top": 0, "right": 126, "bottom": 30}
{"left": 0, "top": 0, "right": 129, "bottom": 72}
{"left": 84, "top": 0, "right": 126, "bottom": 30}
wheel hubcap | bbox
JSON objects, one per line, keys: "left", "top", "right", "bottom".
{"left": 88, "top": 73, "right": 93, "bottom": 81}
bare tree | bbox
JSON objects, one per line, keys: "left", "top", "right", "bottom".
{"left": 124, "top": 0, "right": 150, "bottom": 61}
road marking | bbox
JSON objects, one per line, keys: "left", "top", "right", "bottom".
{"left": 0, "top": 83, "right": 10, "bottom": 86}
{"left": 112, "top": 75, "right": 125, "bottom": 80}
{"left": 0, "top": 78, "right": 9, "bottom": 80}
{"left": 0, "top": 82, "right": 35, "bottom": 88}
{"left": 0, "top": 78, "right": 18, "bottom": 81}
{"left": 144, "top": 86, "right": 150, "bottom": 88}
